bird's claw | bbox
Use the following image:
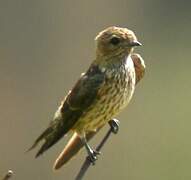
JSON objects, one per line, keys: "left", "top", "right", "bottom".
{"left": 109, "top": 119, "right": 120, "bottom": 134}
{"left": 87, "top": 149, "right": 101, "bottom": 165}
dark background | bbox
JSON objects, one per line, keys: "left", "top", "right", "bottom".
{"left": 0, "top": 0, "right": 191, "bottom": 179}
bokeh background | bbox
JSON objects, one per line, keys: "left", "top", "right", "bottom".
{"left": 0, "top": 0, "right": 191, "bottom": 179}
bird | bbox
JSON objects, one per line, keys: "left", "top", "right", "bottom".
{"left": 53, "top": 53, "right": 146, "bottom": 169}
{"left": 28, "top": 26, "right": 142, "bottom": 163}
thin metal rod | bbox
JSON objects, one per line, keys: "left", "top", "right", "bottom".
{"left": 75, "top": 127, "right": 113, "bottom": 180}
{"left": 1, "top": 170, "right": 13, "bottom": 180}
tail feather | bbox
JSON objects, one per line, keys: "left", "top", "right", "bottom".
{"left": 53, "top": 131, "right": 97, "bottom": 169}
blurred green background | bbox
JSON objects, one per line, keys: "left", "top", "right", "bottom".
{"left": 0, "top": 0, "right": 191, "bottom": 179}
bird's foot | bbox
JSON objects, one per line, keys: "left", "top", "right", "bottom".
{"left": 86, "top": 149, "right": 101, "bottom": 165}
{"left": 82, "top": 135, "right": 101, "bottom": 165}
{"left": 109, "top": 119, "right": 120, "bottom": 134}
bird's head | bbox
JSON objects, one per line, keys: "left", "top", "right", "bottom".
{"left": 95, "top": 26, "right": 142, "bottom": 58}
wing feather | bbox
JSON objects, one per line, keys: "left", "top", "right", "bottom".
{"left": 29, "top": 64, "right": 105, "bottom": 157}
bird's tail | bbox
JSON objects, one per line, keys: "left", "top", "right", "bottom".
{"left": 53, "top": 126, "right": 103, "bottom": 169}
{"left": 28, "top": 124, "right": 66, "bottom": 158}
{"left": 53, "top": 131, "right": 96, "bottom": 169}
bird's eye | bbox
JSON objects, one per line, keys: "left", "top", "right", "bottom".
{"left": 110, "top": 37, "right": 120, "bottom": 45}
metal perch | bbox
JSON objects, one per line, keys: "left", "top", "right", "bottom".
{"left": 1, "top": 170, "right": 13, "bottom": 180}
{"left": 75, "top": 119, "right": 119, "bottom": 180}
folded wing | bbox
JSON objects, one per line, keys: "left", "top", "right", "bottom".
{"left": 29, "top": 64, "right": 105, "bottom": 157}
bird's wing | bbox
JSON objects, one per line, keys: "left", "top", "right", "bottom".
{"left": 56, "top": 64, "right": 105, "bottom": 133}
{"left": 131, "top": 53, "right": 146, "bottom": 84}
{"left": 29, "top": 64, "right": 105, "bottom": 157}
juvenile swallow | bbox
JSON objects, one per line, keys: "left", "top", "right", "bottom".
{"left": 53, "top": 53, "right": 146, "bottom": 169}
{"left": 29, "top": 26, "right": 142, "bottom": 163}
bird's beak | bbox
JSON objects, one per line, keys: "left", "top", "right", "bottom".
{"left": 129, "top": 41, "right": 142, "bottom": 47}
